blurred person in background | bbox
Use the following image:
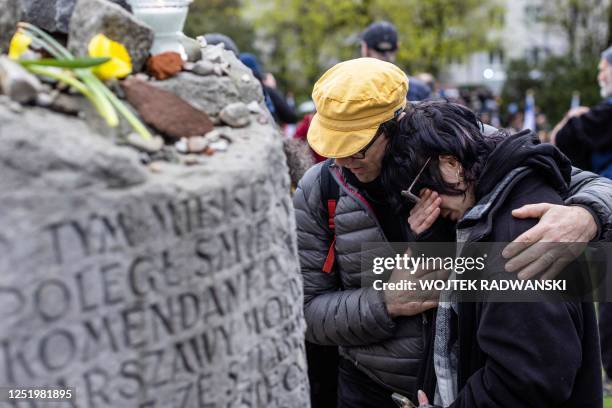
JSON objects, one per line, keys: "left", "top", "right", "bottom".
{"left": 239, "top": 52, "right": 298, "bottom": 126}
{"left": 203, "top": 33, "right": 240, "bottom": 56}
{"left": 360, "top": 21, "right": 432, "bottom": 101}
{"left": 416, "top": 72, "right": 438, "bottom": 97}
{"left": 506, "top": 111, "right": 524, "bottom": 133}
{"left": 551, "top": 46, "right": 612, "bottom": 179}
{"left": 551, "top": 45, "right": 612, "bottom": 395}
{"left": 536, "top": 112, "right": 550, "bottom": 142}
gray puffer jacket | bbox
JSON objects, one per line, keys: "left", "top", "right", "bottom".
{"left": 294, "top": 159, "right": 612, "bottom": 396}
{"left": 294, "top": 161, "right": 429, "bottom": 396}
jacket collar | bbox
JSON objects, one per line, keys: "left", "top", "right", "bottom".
{"left": 456, "top": 167, "right": 531, "bottom": 243}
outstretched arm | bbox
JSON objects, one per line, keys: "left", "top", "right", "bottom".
{"left": 503, "top": 168, "right": 612, "bottom": 279}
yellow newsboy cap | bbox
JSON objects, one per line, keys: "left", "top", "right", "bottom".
{"left": 307, "top": 58, "right": 408, "bottom": 158}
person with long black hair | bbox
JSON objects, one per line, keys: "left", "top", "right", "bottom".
{"left": 381, "top": 100, "right": 602, "bottom": 407}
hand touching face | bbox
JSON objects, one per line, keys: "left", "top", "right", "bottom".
{"left": 408, "top": 189, "right": 441, "bottom": 235}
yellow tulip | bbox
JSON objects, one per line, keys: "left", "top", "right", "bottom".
{"left": 88, "top": 34, "right": 132, "bottom": 80}
{"left": 8, "top": 31, "right": 33, "bottom": 60}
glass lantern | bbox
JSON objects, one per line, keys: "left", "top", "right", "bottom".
{"left": 128, "top": 0, "right": 193, "bottom": 60}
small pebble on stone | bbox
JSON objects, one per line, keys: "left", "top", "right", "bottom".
{"left": 175, "top": 138, "right": 189, "bottom": 153}
{"left": 36, "top": 93, "right": 54, "bottom": 107}
{"left": 133, "top": 73, "right": 150, "bottom": 81}
{"left": 257, "top": 114, "right": 269, "bottom": 125}
{"left": 196, "top": 36, "right": 208, "bottom": 48}
{"left": 0, "top": 56, "right": 42, "bottom": 104}
{"left": 182, "top": 154, "right": 205, "bottom": 165}
{"left": 205, "top": 45, "right": 225, "bottom": 64}
{"left": 209, "top": 139, "right": 230, "bottom": 152}
{"left": 213, "top": 62, "right": 230, "bottom": 76}
{"left": 126, "top": 133, "right": 164, "bottom": 153}
{"left": 192, "top": 60, "right": 215, "bottom": 76}
{"left": 148, "top": 161, "right": 163, "bottom": 173}
{"left": 49, "top": 93, "right": 82, "bottom": 115}
{"left": 187, "top": 136, "right": 208, "bottom": 153}
{"left": 219, "top": 102, "right": 251, "bottom": 128}
{"left": 247, "top": 100, "right": 261, "bottom": 113}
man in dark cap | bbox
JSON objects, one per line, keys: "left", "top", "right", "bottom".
{"left": 360, "top": 21, "right": 432, "bottom": 101}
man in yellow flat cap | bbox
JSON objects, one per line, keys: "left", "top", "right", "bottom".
{"left": 294, "top": 58, "right": 611, "bottom": 408}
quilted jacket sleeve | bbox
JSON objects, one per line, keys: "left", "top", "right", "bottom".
{"left": 293, "top": 164, "right": 396, "bottom": 346}
{"left": 565, "top": 167, "right": 612, "bottom": 241}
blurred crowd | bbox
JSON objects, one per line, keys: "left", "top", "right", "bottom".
{"left": 207, "top": 23, "right": 557, "bottom": 162}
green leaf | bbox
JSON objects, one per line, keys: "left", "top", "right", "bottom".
{"left": 19, "top": 57, "right": 111, "bottom": 69}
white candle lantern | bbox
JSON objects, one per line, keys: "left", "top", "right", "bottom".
{"left": 129, "top": 0, "right": 192, "bottom": 60}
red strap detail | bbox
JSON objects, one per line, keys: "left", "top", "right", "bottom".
{"left": 327, "top": 199, "right": 337, "bottom": 230}
{"left": 323, "top": 199, "right": 337, "bottom": 273}
{"left": 322, "top": 236, "right": 336, "bottom": 273}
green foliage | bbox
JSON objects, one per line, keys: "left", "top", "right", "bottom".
{"left": 539, "top": 0, "right": 611, "bottom": 60}
{"left": 501, "top": 55, "right": 601, "bottom": 124}
{"left": 248, "top": 0, "right": 504, "bottom": 99}
{"left": 501, "top": 0, "right": 609, "bottom": 125}
{"left": 19, "top": 57, "right": 110, "bottom": 68}
{"left": 184, "top": 0, "right": 504, "bottom": 99}
{"left": 185, "top": 0, "right": 256, "bottom": 54}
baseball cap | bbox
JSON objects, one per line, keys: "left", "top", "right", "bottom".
{"left": 307, "top": 58, "right": 408, "bottom": 158}
{"left": 361, "top": 21, "right": 398, "bottom": 53}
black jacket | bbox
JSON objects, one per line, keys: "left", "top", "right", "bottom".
{"left": 449, "top": 131, "right": 602, "bottom": 407}
{"left": 556, "top": 99, "right": 612, "bottom": 172}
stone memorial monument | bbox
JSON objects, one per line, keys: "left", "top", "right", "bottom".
{"left": 0, "top": 1, "right": 310, "bottom": 407}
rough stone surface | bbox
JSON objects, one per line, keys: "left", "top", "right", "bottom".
{"left": 20, "top": 0, "right": 131, "bottom": 34}
{"left": 180, "top": 35, "right": 202, "bottom": 62}
{"left": 191, "top": 60, "right": 215, "bottom": 76}
{"left": 219, "top": 102, "right": 251, "bottom": 128}
{"left": 68, "top": 0, "right": 154, "bottom": 71}
{"left": 153, "top": 46, "right": 265, "bottom": 117}
{"left": 47, "top": 93, "right": 83, "bottom": 115}
{"left": 121, "top": 77, "right": 214, "bottom": 140}
{"left": 0, "top": 84, "right": 309, "bottom": 408}
{"left": 0, "top": 0, "right": 21, "bottom": 54}
{"left": 0, "top": 56, "right": 42, "bottom": 104}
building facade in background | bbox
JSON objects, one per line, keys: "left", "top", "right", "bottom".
{"left": 442, "top": 0, "right": 567, "bottom": 94}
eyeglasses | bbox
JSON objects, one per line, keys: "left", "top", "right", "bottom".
{"left": 348, "top": 131, "right": 383, "bottom": 160}
{"left": 348, "top": 110, "right": 404, "bottom": 160}
{"left": 400, "top": 157, "right": 431, "bottom": 203}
